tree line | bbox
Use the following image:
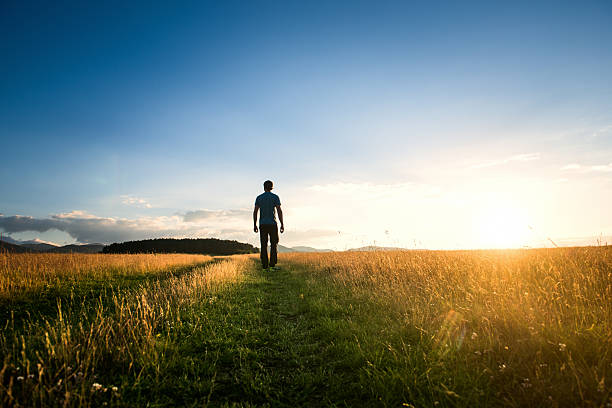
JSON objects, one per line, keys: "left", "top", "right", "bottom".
{"left": 102, "top": 238, "right": 257, "bottom": 255}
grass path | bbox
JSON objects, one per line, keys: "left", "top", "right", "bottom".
{"left": 122, "top": 259, "right": 428, "bottom": 407}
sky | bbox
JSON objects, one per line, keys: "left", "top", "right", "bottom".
{"left": 1, "top": 0, "right": 611, "bottom": 250}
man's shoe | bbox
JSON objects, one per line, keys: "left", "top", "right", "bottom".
{"left": 270, "top": 266, "right": 280, "bottom": 271}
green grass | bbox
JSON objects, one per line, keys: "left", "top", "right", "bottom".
{"left": 0, "top": 261, "right": 216, "bottom": 325}
{"left": 113, "top": 261, "right": 491, "bottom": 407}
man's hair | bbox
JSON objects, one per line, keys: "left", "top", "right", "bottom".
{"left": 263, "top": 180, "right": 273, "bottom": 191}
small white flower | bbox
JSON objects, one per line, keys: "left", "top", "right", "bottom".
{"left": 92, "top": 382, "right": 103, "bottom": 391}
{"left": 471, "top": 332, "right": 478, "bottom": 340}
{"left": 112, "top": 386, "right": 119, "bottom": 392}
{"left": 558, "top": 343, "right": 567, "bottom": 351}
{"left": 17, "top": 376, "right": 24, "bottom": 381}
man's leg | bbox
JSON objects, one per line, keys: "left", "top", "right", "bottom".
{"left": 259, "top": 226, "right": 269, "bottom": 269}
{"left": 269, "top": 224, "right": 279, "bottom": 267}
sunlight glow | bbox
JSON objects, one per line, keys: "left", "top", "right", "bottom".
{"left": 475, "top": 206, "right": 532, "bottom": 249}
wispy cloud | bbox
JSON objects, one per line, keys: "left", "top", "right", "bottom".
{"left": 561, "top": 162, "right": 612, "bottom": 173}
{"left": 182, "top": 209, "right": 251, "bottom": 222}
{"left": 592, "top": 124, "right": 612, "bottom": 139}
{"left": 121, "top": 195, "right": 152, "bottom": 208}
{"left": 307, "top": 182, "right": 441, "bottom": 199}
{"left": 561, "top": 163, "right": 581, "bottom": 170}
{"left": 469, "top": 153, "right": 541, "bottom": 169}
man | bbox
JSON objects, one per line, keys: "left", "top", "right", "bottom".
{"left": 253, "top": 180, "right": 284, "bottom": 270}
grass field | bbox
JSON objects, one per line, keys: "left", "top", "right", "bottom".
{"left": 0, "top": 248, "right": 610, "bottom": 407}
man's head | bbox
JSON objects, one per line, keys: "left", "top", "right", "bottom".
{"left": 263, "top": 180, "right": 273, "bottom": 191}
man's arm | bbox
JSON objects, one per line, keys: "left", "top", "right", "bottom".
{"left": 276, "top": 205, "right": 284, "bottom": 233}
{"left": 253, "top": 205, "right": 259, "bottom": 233}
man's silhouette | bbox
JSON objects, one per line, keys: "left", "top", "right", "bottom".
{"left": 253, "top": 180, "right": 284, "bottom": 270}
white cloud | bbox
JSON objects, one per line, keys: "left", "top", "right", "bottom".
{"left": 307, "top": 182, "right": 441, "bottom": 199}
{"left": 121, "top": 195, "right": 152, "bottom": 208}
{"left": 592, "top": 124, "right": 612, "bottom": 139}
{"left": 469, "top": 152, "right": 540, "bottom": 169}
{"left": 561, "top": 163, "right": 581, "bottom": 170}
{"left": 561, "top": 162, "right": 612, "bottom": 173}
{"left": 591, "top": 163, "right": 612, "bottom": 173}
{"left": 183, "top": 209, "right": 251, "bottom": 222}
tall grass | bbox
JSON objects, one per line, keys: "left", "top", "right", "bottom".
{"left": 0, "top": 254, "right": 248, "bottom": 407}
{"left": 0, "top": 253, "right": 211, "bottom": 301}
{"left": 283, "top": 247, "right": 612, "bottom": 406}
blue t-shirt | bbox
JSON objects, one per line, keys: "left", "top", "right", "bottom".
{"left": 255, "top": 191, "right": 281, "bottom": 226}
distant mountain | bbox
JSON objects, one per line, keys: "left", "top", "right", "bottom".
{"left": 19, "top": 239, "right": 60, "bottom": 252}
{"left": 277, "top": 245, "right": 333, "bottom": 253}
{"left": 47, "top": 244, "right": 105, "bottom": 254}
{"left": 277, "top": 245, "right": 294, "bottom": 253}
{"left": 348, "top": 246, "right": 407, "bottom": 252}
{"left": 0, "top": 240, "right": 37, "bottom": 253}
{"left": 0, "top": 237, "right": 104, "bottom": 253}
{"left": 19, "top": 243, "right": 58, "bottom": 251}
{"left": 0, "top": 236, "right": 28, "bottom": 245}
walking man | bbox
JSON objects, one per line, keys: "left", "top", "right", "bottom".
{"left": 253, "top": 180, "right": 284, "bottom": 270}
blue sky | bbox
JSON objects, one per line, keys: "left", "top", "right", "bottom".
{"left": 1, "top": 0, "right": 611, "bottom": 249}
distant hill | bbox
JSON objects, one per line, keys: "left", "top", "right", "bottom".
{"left": 20, "top": 242, "right": 59, "bottom": 251}
{"left": 292, "top": 246, "right": 333, "bottom": 252}
{"left": 48, "top": 244, "right": 105, "bottom": 254}
{"left": 103, "top": 238, "right": 257, "bottom": 255}
{"left": 0, "top": 238, "right": 104, "bottom": 254}
{"left": 348, "top": 246, "right": 407, "bottom": 252}
{"left": 18, "top": 239, "right": 60, "bottom": 252}
{"left": 277, "top": 245, "right": 333, "bottom": 253}
{"left": 0, "top": 240, "right": 36, "bottom": 253}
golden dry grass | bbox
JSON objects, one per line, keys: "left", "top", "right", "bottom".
{"left": 1, "top": 249, "right": 610, "bottom": 406}
{"left": 0, "top": 253, "right": 212, "bottom": 300}
{"left": 282, "top": 247, "right": 612, "bottom": 405}
{"left": 0, "top": 254, "right": 249, "bottom": 407}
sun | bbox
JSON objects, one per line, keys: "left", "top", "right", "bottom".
{"left": 475, "top": 206, "right": 531, "bottom": 249}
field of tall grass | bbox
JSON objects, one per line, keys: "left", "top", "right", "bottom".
{"left": 283, "top": 247, "right": 612, "bottom": 406}
{"left": 0, "top": 253, "right": 212, "bottom": 301}
{"left": 0, "top": 248, "right": 610, "bottom": 406}
{"left": 0, "top": 253, "right": 248, "bottom": 407}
